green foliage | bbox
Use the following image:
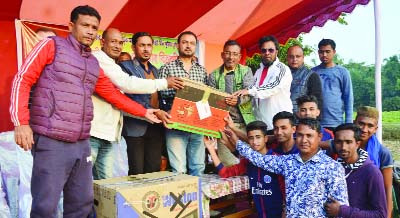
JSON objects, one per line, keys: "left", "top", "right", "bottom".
{"left": 337, "top": 13, "right": 348, "bottom": 25}
{"left": 346, "top": 54, "right": 400, "bottom": 111}
{"left": 246, "top": 53, "right": 262, "bottom": 74}
{"left": 245, "top": 35, "right": 314, "bottom": 72}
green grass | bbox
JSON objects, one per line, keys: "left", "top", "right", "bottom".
{"left": 382, "top": 111, "right": 400, "bottom": 123}
{"left": 353, "top": 110, "right": 400, "bottom": 123}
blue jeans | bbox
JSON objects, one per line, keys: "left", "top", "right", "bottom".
{"left": 90, "top": 137, "right": 113, "bottom": 180}
{"left": 165, "top": 129, "right": 205, "bottom": 176}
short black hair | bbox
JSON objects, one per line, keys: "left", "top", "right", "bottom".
{"left": 297, "top": 118, "right": 321, "bottom": 134}
{"left": 318, "top": 39, "right": 336, "bottom": 50}
{"left": 334, "top": 123, "right": 362, "bottom": 141}
{"left": 246, "top": 121, "right": 268, "bottom": 136}
{"left": 131, "top": 32, "right": 153, "bottom": 45}
{"left": 177, "top": 31, "right": 197, "bottom": 44}
{"left": 258, "top": 35, "right": 279, "bottom": 51}
{"left": 223, "top": 40, "right": 241, "bottom": 50}
{"left": 273, "top": 111, "right": 295, "bottom": 126}
{"left": 296, "top": 95, "right": 319, "bottom": 109}
{"left": 70, "top": 5, "right": 101, "bottom": 23}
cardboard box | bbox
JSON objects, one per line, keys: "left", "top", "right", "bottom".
{"left": 93, "top": 171, "right": 202, "bottom": 218}
{"left": 168, "top": 78, "right": 230, "bottom": 138}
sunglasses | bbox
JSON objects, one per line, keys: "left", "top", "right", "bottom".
{"left": 261, "top": 48, "right": 276, "bottom": 54}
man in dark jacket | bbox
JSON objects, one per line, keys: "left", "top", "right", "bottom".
{"left": 119, "top": 32, "right": 176, "bottom": 175}
{"left": 10, "top": 6, "right": 161, "bottom": 218}
{"left": 325, "top": 123, "right": 387, "bottom": 218}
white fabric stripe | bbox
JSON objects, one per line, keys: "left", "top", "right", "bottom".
{"left": 10, "top": 38, "right": 51, "bottom": 126}
{"left": 255, "top": 63, "right": 286, "bottom": 91}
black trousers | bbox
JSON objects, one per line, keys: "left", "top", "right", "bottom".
{"left": 124, "top": 124, "right": 163, "bottom": 175}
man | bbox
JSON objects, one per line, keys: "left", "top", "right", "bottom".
{"left": 90, "top": 29, "right": 183, "bottom": 179}
{"left": 271, "top": 111, "right": 298, "bottom": 155}
{"left": 205, "top": 121, "right": 284, "bottom": 218}
{"left": 233, "top": 118, "right": 348, "bottom": 217}
{"left": 208, "top": 39, "right": 254, "bottom": 166}
{"left": 158, "top": 31, "right": 208, "bottom": 176}
{"left": 286, "top": 45, "right": 322, "bottom": 112}
{"left": 312, "top": 39, "right": 353, "bottom": 130}
{"left": 296, "top": 95, "right": 333, "bottom": 142}
{"left": 324, "top": 123, "right": 387, "bottom": 218}
{"left": 234, "top": 35, "right": 292, "bottom": 133}
{"left": 118, "top": 32, "right": 177, "bottom": 175}
{"left": 355, "top": 106, "right": 394, "bottom": 217}
{"left": 10, "top": 6, "right": 159, "bottom": 217}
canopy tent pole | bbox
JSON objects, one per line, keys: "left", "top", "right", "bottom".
{"left": 373, "top": 0, "right": 382, "bottom": 141}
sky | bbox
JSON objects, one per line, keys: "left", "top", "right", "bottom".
{"left": 302, "top": 0, "right": 399, "bottom": 66}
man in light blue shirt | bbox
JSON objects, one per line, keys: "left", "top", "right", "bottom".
{"left": 230, "top": 118, "right": 348, "bottom": 217}
{"left": 312, "top": 39, "right": 353, "bottom": 130}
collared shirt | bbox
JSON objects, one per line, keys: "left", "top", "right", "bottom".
{"left": 236, "top": 140, "right": 348, "bottom": 218}
{"left": 158, "top": 58, "right": 207, "bottom": 111}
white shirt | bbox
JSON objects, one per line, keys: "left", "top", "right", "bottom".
{"left": 248, "top": 58, "right": 293, "bottom": 130}
{"left": 90, "top": 50, "right": 168, "bottom": 141}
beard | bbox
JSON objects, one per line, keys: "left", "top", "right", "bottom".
{"left": 262, "top": 57, "right": 275, "bottom": 67}
{"left": 178, "top": 49, "right": 195, "bottom": 58}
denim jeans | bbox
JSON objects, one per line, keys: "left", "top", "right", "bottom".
{"left": 90, "top": 137, "right": 113, "bottom": 180}
{"left": 165, "top": 129, "right": 205, "bottom": 176}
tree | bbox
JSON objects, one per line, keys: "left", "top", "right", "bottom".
{"left": 344, "top": 61, "right": 375, "bottom": 109}
{"left": 345, "top": 54, "right": 400, "bottom": 111}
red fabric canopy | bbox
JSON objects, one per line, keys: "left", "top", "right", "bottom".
{"left": 1, "top": 0, "right": 370, "bottom": 51}
{"left": 0, "top": 0, "right": 370, "bottom": 132}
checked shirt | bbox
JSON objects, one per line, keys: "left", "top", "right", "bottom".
{"left": 158, "top": 58, "right": 208, "bottom": 111}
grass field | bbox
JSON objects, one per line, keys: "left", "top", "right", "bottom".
{"left": 382, "top": 111, "right": 400, "bottom": 123}
{"left": 385, "top": 140, "right": 400, "bottom": 162}
{"left": 381, "top": 111, "right": 400, "bottom": 161}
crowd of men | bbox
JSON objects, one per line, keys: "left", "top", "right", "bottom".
{"left": 9, "top": 5, "right": 394, "bottom": 218}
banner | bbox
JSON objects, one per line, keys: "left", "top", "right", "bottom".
{"left": 91, "top": 31, "right": 179, "bottom": 68}
{"left": 18, "top": 21, "right": 204, "bottom": 69}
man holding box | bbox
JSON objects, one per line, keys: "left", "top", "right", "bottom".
{"left": 158, "top": 31, "right": 208, "bottom": 176}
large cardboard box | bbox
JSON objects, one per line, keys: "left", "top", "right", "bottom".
{"left": 93, "top": 172, "right": 202, "bottom": 218}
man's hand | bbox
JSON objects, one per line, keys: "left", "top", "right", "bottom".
{"left": 203, "top": 136, "right": 217, "bottom": 152}
{"left": 167, "top": 77, "right": 184, "bottom": 90}
{"left": 223, "top": 115, "right": 235, "bottom": 130}
{"left": 324, "top": 198, "right": 340, "bottom": 217}
{"left": 223, "top": 128, "right": 239, "bottom": 147}
{"left": 220, "top": 130, "right": 236, "bottom": 152}
{"left": 145, "top": 109, "right": 162, "bottom": 123}
{"left": 225, "top": 95, "right": 238, "bottom": 106}
{"left": 155, "top": 110, "right": 173, "bottom": 128}
{"left": 233, "top": 89, "right": 249, "bottom": 97}
{"left": 14, "top": 125, "right": 34, "bottom": 151}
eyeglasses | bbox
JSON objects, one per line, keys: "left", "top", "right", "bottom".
{"left": 223, "top": 51, "right": 241, "bottom": 57}
{"left": 261, "top": 48, "right": 275, "bottom": 54}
